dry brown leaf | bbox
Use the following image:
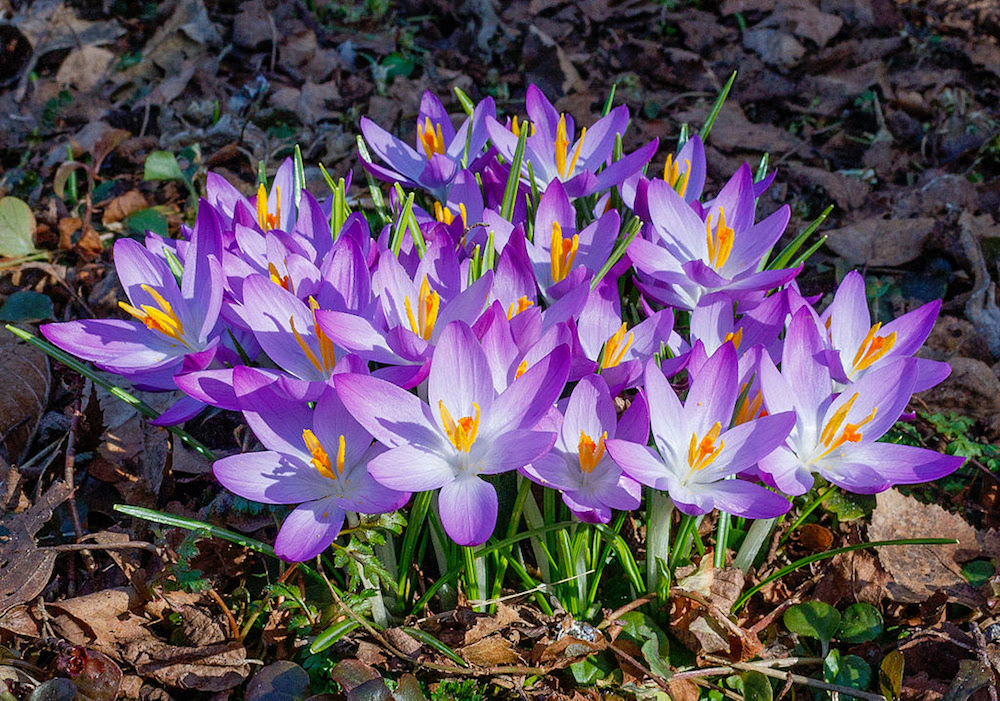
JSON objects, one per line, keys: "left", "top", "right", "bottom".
{"left": 461, "top": 635, "right": 522, "bottom": 666}
{"left": 55, "top": 45, "right": 114, "bottom": 91}
{"left": 825, "top": 216, "right": 937, "bottom": 266}
{"left": 463, "top": 602, "right": 522, "bottom": 646}
{"left": 123, "top": 640, "right": 250, "bottom": 691}
{"left": 96, "top": 384, "right": 175, "bottom": 498}
{"left": 102, "top": 191, "right": 148, "bottom": 225}
{"left": 0, "top": 480, "right": 71, "bottom": 613}
{"left": 0, "top": 330, "right": 49, "bottom": 463}
{"left": 868, "top": 489, "right": 1000, "bottom": 606}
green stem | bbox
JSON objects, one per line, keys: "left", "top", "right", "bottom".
{"left": 714, "top": 511, "right": 731, "bottom": 569}
{"left": 668, "top": 512, "right": 697, "bottom": 570}
{"left": 646, "top": 490, "right": 673, "bottom": 594}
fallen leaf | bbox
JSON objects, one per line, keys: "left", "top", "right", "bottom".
{"left": 245, "top": 661, "right": 309, "bottom": 701}
{"left": 460, "top": 635, "right": 521, "bottom": 666}
{"left": 0, "top": 197, "right": 38, "bottom": 258}
{"left": 55, "top": 46, "right": 114, "bottom": 91}
{"left": 102, "top": 191, "right": 149, "bottom": 226}
{"left": 825, "top": 216, "right": 937, "bottom": 266}
{"left": 917, "top": 357, "right": 1000, "bottom": 437}
{"left": 0, "top": 330, "right": 50, "bottom": 463}
{"left": 868, "top": 490, "right": 1000, "bottom": 606}
{"left": 123, "top": 640, "right": 250, "bottom": 691}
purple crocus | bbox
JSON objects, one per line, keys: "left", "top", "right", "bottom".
{"left": 757, "top": 308, "right": 964, "bottom": 495}
{"left": 213, "top": 368, "right": 409, "bottom": 562}
{"left": 486, "top": 85, "right": 658, "bottom": 198}
{"left": 360, "top": 91, "right": 496, "bottom": 200}
{"left": 819, "top": 270, "right": 950, "bottom": 392}
{"left": 42, "top": 200, "right": 224, "bottom": 390}
{"left": 606, "top": 345, "right": 796, "bottom": 518}
{"left": 335, "top": 322, "right": 569, "bottom": 545}
{"left": 521, "top": 375, "right": 646, "bottom": 523}
{"left": 629, "top": 164, "right": 798, "bottom": 310}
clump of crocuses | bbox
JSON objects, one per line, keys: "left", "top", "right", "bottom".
{"left": 43, "top": 84, "right": 963, "bottom": 561}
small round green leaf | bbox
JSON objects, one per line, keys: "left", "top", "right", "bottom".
{"left": 783, "top": 601, "right": 841, "bottom": 643}
{"left": 0, "top": 291, "right": 54, "bottom": 322}
{"left": 741, "top": 670, "right": 773, "bottom": 701}
{"left": 144, "top": 151, "right": 185, "bottom": 182}
{"left": 825, "top": 651, "right": 872, "bottom": 690}
{"left": 961, "top": 559, "right": 995, "bottom": 587}
{"left": 838, "top": 602, "right": 883, "bottom": 643}
{"left": 0, "top": 197, "right": 37, "bottom": 258}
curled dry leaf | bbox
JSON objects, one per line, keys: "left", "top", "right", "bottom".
{"left": 0, "top": 329, "right": 49, "bottom": 463}
{"left": 101, "top": 191, "right": 149, "bottom": 226}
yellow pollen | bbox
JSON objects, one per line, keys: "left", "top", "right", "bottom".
{"left": 289, "top": 299, "right": 336, "bottom": 375}
{"left": 851, "top": 322, "right": 897, "bottom": 374}
{"left": 601, "top": 323, "right": 635, "bottom": 369}
{"left": 578, "top": 430, "right": 607, "bottom": 474}
{"left": 549, "top": 221, "right": 580, "bottom": 283}
{"left": 417, "top": 117, "right": 446, "bottom": 159}
{"left": 403, "top": 276, "right": 440, "bottom": 341}
{"left": 663, "top": 155, "right": 691, "bottom": 198}
{"left": 439, "top": 401, "right": 480, "bottom": 453}
{"left": 119, "top": 284, "right": 189, "bottom": 347}
{"left": 256, "top": 184, "right": 281, "bottom": 231}
{"left": 507, "top": 296, "right": 534, "bottom": 319}
{"left": 302, "top": 429, "right": 343, "bottom": 480}
{"left": 687, "top": 422, "right": 725, "bottom": 472}
{"left": 817, "top": 393, "right": 877, "bottom": 459}
{"left": 554, "top": 114, "right": 586, "bottom": 178}
{"left": 723, "top": 328, "right": 743, "bottom": 350}
{"left": 433, "top": 201, "right": 454, "bottom": 225}
{"left": 515, "top": 359, "right": 528, "bottom": 378}
{"left": 733, "top": 385, "right": 766, "bottom": 425}
{"left": 458, "top": 203, "right": 468, "bottom": 229}
{"left": 268, "top": 262, "right": 293, "bottom": 292}
{"left": 705, "top": 208, "right": 735, "bottom": 270}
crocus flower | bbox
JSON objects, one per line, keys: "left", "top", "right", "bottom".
{"left": 757, "top": 308, "right": 964, "bottom": 495}
{"left": 213, "top": 368, "right": 408, "bottom": 561}
{"left": 521, "top": 375, "right": 646, "bottom": 523}
{"left": 486, "top": 85, "right": 658, "bottom": 198}
{"left": 630, "top": 164, "right": 798, "bottom": 310}
{"left": 335, "top": 322, "right": 569, "bottom": 545}
{"left": 819, "top": 270, "right": 950, "bottom": 392}
{"left": 42, "top": 200, "right": 224, "bottom": 391}
{"left": 360, "top": 91, "right": 496, "bottom": 200}
{"left": 606, "top": 345, "right": 795, "bottom": 518}
{"left": 622, "top": 134, "right": 707, "bottom": 210}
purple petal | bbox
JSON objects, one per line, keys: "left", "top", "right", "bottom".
{"left": 334, "top": 373, "right": 444, "bottom": 450}
{"left": 275, "top": 498, "right": 345, "bottom": 561}
{"left": 477, "top": 429, "right": 556, "bottom": 474}
{"left": 233, "top": 366, "right": 314, "bottom": 455}
{"left": 711, "top": 480, "right": 791, "bottom": 518}
{"left": 428, "top": 321, "right": 496, "bottom": 422}
{"left": 605, "top": 439, "right": 668, "bottom": 490}
{"left": 213, "top": 451, "right": 329, "bottom": 504}
{"left": 366, "top": 444, "right": 455, "bottom": 491}
{"left": 361, "top": 117, "right": 426, "bottom": 181}
{"left": 842, "top": 443, "right": 964, "bottom": 485}
{"left": 485, "top": 344, "right": 569, "bottom": 435}
{"left": 438, "top": 475, "right": 498, "bottom": 546}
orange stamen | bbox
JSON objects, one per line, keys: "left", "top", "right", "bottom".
{"left": 549, "top": 221, "right": 579, "bottom": 283}
{"left": 578, "top": 430, "right": 607, "bottom": 474}
{"left": 601, "top": 323, "right": 634, "bottom": 369}
{"left": 850, "top": 322, "right": 897, "bottom": 374}
{"left": 439, "top": 401, "right": 480, "bottom": 453}
{"left": 705, "top": 208, "right": 735, "bottom": 269}
{"left": 119, "top": 284, "right": 189, "bottom": 347}
{"left": 403, "top": 276, "right": 440, "bottom": 341}
{"left": 303, "top": 429, "right": 341, "bottom": 479}
{"left": 687, "top": 422, "right": 725, "bottom": 472}
{"left": 506, "top": 296, "right": 534, "bottom": 319}
{"left": 417, "top": 117, "right": 445, "bottom": 159}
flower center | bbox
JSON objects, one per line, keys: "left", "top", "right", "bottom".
{"left": 663, "top": 154, "right": 691, "bottom": 198}
{"left": 403, "top": 276, "right": 440, "bottom": 341}
{"left": 601, "top": 323, "right": 634, "bottom": 369}
{"left": 705, "top": 208, "right": 734, "bottom": 270}
{"left": 256, "top": 184, "right": 281, "bottom": 231}
{"left": 303, "top": 429, "right": 344, "bottom": 480}
{"left": 723, "top": 328, "right": 743, "bottom": 350}
{"left": 733, "top": 384, "right": 766, "bottom": 425}
{"left": 511, "top": 116, "right": 536, "bottom": 138}
{"left": 688, "top": 422, "right": 725, "bottom": 473}
{"left": 290, "top": 297, "right": 336, "bottom": 375}
{"left": 417, "top": 117, "right": 446, "bottom": 159}
{"left": 554, "top": 114, "right": 586, "bottom": 179}
{"left": 439, "top": 401, "right": 480, "bottom": 453}
{"left": 506, "top": 296, "right": 534, "bottom": 319}
{"left": 268, "top": 262, "right": 293, "bottom": 293}
{"left": 578, "top": 430, "right": 607, "bottom": 474}
{"left": 119, "top": 285, "right": 189, "bottom": 348}
{"left": 550, "top": 221, "right": 579, "bottom": 283}
{"left": 850, "top": 322, "right": 897, "bottom": 375}
{"left": 817, "top": 393, "right": 877, "bottom": 459}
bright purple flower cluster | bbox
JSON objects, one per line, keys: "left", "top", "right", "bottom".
{"left": 42, "top": 87, "right": 963, "bottom": 560}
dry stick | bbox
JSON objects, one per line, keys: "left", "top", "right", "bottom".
{"left": 45, "top": 542, "right": 160, "bottom": 554}
{"left": 776, "top": 671, "right": 795, "bottom": 701}
{"left": 206, "top": 588, "right": 241, "bottom": 641}
{"left": 687, "top": 676, "right": 744, "bottom": 701}
{"left": 672, "top": 657, "right": 823, "bottom": 680}
{"left": 598, "top": 592, "right": 656, "bottom": 630}
{"left": 704, "top": 656, "right": 888, "bottom": 701}
{"left": 63, "top": 400, "right": 96, "bottom": 574}
{"left": 971, "top": 625, "right": 1000, "bottom": 701}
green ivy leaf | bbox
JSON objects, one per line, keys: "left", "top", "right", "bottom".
{"left": 783, "top": 601, "right": 841, "bottom": 644}
{"left": 740, "top": 670, "right": 773, "bottom": 701}
{"left": 961, "top": 559, "right": 995, "bottom": 587}
{"left": 838, "top": 602, "right": 883, "bottom": 643}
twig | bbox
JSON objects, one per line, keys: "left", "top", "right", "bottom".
{"left": 971, "top": 625, "right": 1000, "bottom": 701}
{"left": 687, "top": 676, "right": 744, "bottom": 701}
{"left": 44, "top": 542, "right": 160, "bottom": 554}
{"left": 206, "top": 588, "right": 241, "bottom": 641}
{"left": 63, "top": 400, "right": 96, "bottom": 574}
{"left": 598, "top": 592, "right": 656, "bottom": 630}
{"left": 673, "top": 656, "right": 823, "bottom": 680}
{"left": 605, "top": 643, "right": 671, "bottom": 693}
{"left": 704, "top": 656, "right": 888, "bottom": 701}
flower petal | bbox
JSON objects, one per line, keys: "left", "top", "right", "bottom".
{"left": 438, "top": 475, "right": 498, "bottom": 546}
{"left": 275, "top": 498, "right": 345, "bottom": 561}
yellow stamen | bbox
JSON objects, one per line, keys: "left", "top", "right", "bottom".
{"left": 290, "top": 315, "right": 324, "bottom": 373}
{"left": 578, "top": 430, "right": 607, "bottom": 474}
{"left": 705, "top": 208, "right": 735, "bottom": 269}
{"left": 549, "top": 221, "right": 580, "bottom": 283}
{"left": 554, "top": 114, "right": 586, "bottom": 178}
{"left": 309, "top": 297, "right": 337, "bottom": 373}
{"left": 403, "top": 276, "right": 440, "bottom": 341}
{"left": 687, "top": 422, "right": 725, "bottom": 472}
{"left": 601, "top": 323, "right": 634, "bottom": 369}
{"left": 439, "top": 401, "right": 480, "bottom": 453}
{"left": 511, "top": 116, "right": 536, "bottom": 138}
{"left": 515, "top": 359, "right": 528, "bottom": 378}
{"left": 733, "top": 386, "right": 765, "bottom": 425}
{"left": 418, "top": 117, "right": 446, "bottom": 159}
{"left": 817, "top": 393, "right": 876, "bottom": 459}
{"left": 303, "top": 429, "right": 340, "bottom": 480}
{"left": 118, "top": 284, "right": 189, "bottom": 347}
{"left": 723, "top": 328, "right": 743, "bottom": 350}
{"left": 506, "top": 296, "right": 534, "bottom": 319}
{"left": 850, "top": 322, "right": 897, "bottom": 374}
{"left": 433, "top": 201, "right": 454, "bottom": 225}
{"left": 256, "top": 184, "right": 281, "bottom": 231}
{"left": 268, "top": 262, "right": 293, "bottom": 292}
{"left": 458, "top": 203, "right": 468, "bottom": 229}
{"left": 663, "top": 155, "right": 691, "bottom": 198}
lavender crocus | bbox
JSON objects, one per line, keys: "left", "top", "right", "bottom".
{"left": 360, "top": 91, "right": 496, "bottom": 200}
{"left": 486, "top": 85, "right": 658, "bottom": 198}
{"left": 213, "top": 368, "right": 408, "bottom": 561}
{"left": 606, "top": 345, "right": 796, "bottom": 518}
{"left": 757, "top": 308, "right": 964, "bottom": 495}
{"left": 521, "top": 375, "right": 646, "bottom": 523}
{"left": 336, "top": 322, "right": 568, "bottom": 545}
